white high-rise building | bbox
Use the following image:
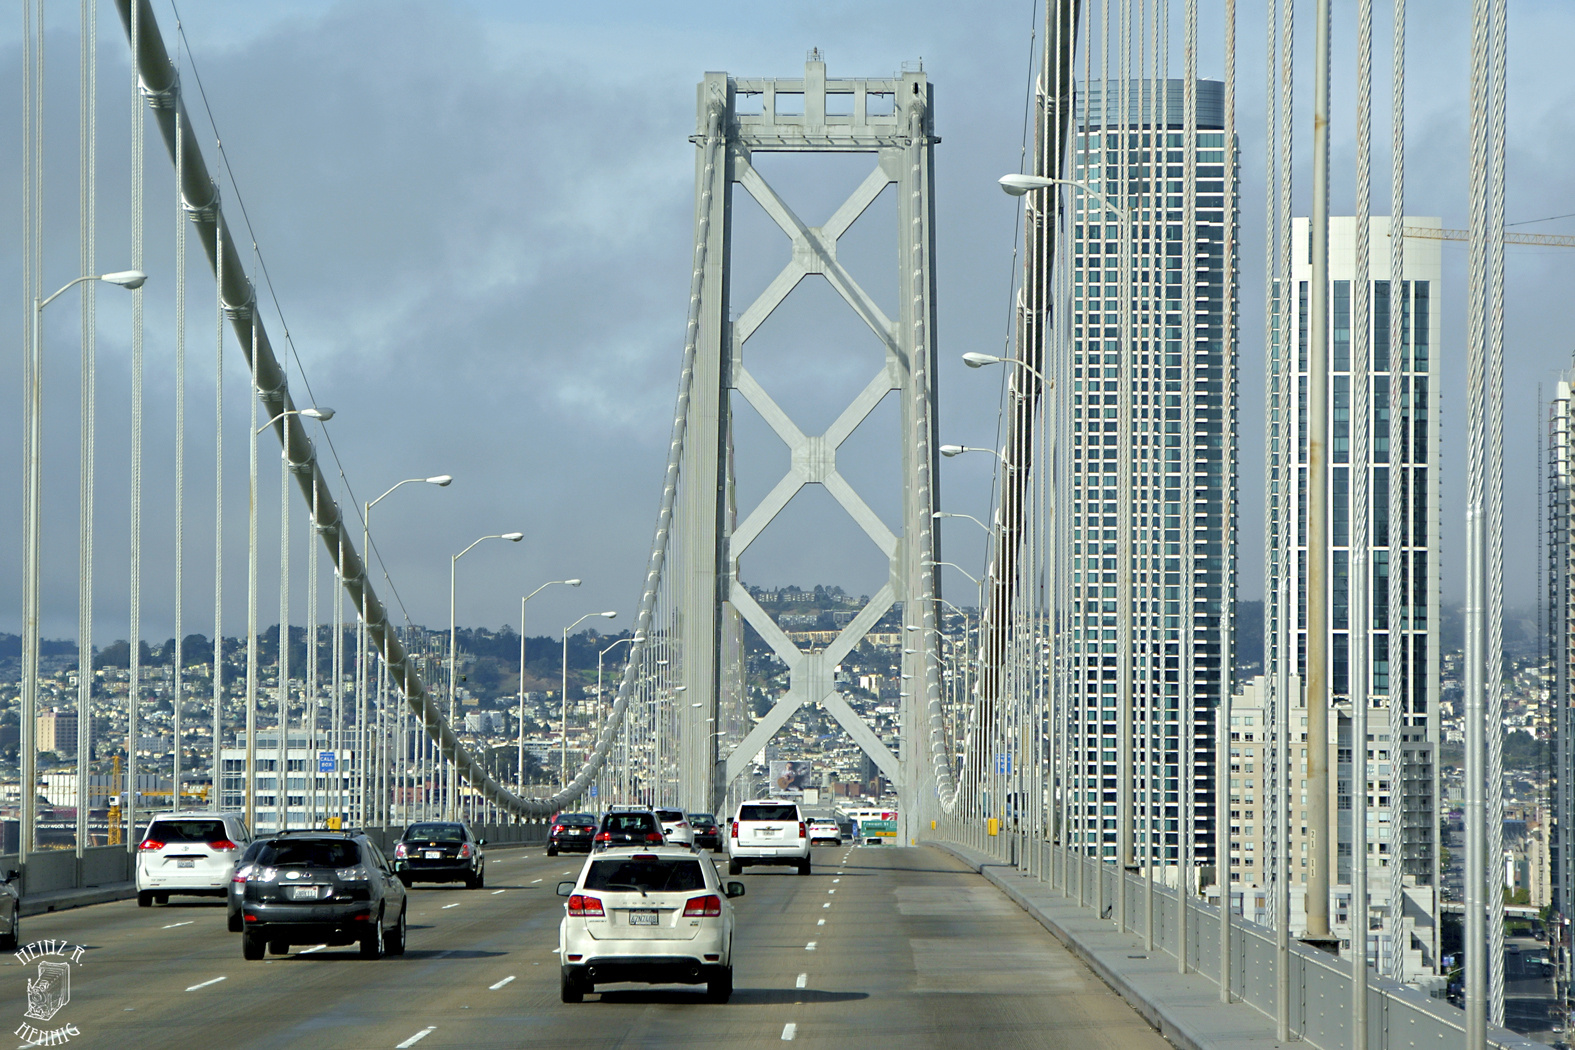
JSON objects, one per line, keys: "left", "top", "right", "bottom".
{"left": 1064, "top": 79, "right": 1238, "bottom": 871}
{"left": 1266, "top": 215, "right": 1442, "bottom": 976}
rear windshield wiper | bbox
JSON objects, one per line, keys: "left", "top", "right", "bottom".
{"left": 603, "top": 882, "right": 648, "bottom": 897}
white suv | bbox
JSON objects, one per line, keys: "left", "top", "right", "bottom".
{"left": 726, "top": 800, "right": 810, "bottom": 876}
{"left": 557, "top": 846, "right": 744, "bottom": 1002}
{"left": 136, "top": 812, "right": 250, "bottom": 906}
{"left": 653, "top": 808, "right": 695, "bottom": 849}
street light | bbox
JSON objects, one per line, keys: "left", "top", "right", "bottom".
{"left": 562, "top": 611, "right": 618, "bottom": 793}
{"left": 933, "top": 509, "right": 994, "bottom": 533}
{"left": 23, "top": 269, "right": 145, "bottom": 864}
{"left": 357, "top": 474, "right": 452, "bottom": 826}
{"left": 448, "top": 532, "right": 525, "bottom": 819}
{"left": 939, "top": 444, "right": 1012, "bottom": 468}
{"left": 519, "top": 579, "right": 582, "bottom": 793}
{"left": 962, "top": 352, "right": 1050, "bottom": 388}
{"left": 597, "top": 635, "right": 639, "bottom": 802}
{"left": 256, "top": 406, "right": 334, "bottom": 433}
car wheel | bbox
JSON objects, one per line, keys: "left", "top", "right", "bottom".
{"left": 154, "top": 893, "right": 169, "bottom": 905}
{"left": 360, "top": 910, "right": 385, "bottom": 960}
{"left": 137, "top": 892, "right": 153, "bottom": 908}
{"left": 546, "top": 845, "right": 558, "bottom": 857}
{"left": 242, "top": 931, "right": 265, "bottom": 961}
{"left": 397, "top": 873, "right": 412, "bottom": 889}
{"left": 268, "top": 940, "right": 289, "bottom": 956}
{"left": 798, "top": 858, "right": 812, "bottom": 876}
{"left": 728, "top": 860, "right": 742, "bottom": 876}
{"left": 0, "top": 914, "right": 18, "bottom": 952}
{"left": 466, "top": 871, "right": 483, "bottom": 890}
{"left": 707, "top": 966, "right": 733, "bottom": 1003}
{"left": 387, "top": 906, "right": 407, "bottom": 956}
{"left": 560, "top": 968, "right": 585, "bottom": 1003}
{"left": 227, "top": 911, "right": 242, "bottom": 934}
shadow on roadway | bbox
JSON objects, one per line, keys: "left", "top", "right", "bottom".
{"left": 278, "top": 947, "right": 508, "bottom": 961}
{"left": 592, "top": 987, "right": 867, "bottom": 1005}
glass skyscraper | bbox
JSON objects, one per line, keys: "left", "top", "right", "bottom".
{"left": 1064, "top": 79, "right": 1237, "bottom": 869}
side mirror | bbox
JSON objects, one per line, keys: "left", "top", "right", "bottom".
{"left": 476, "top": 838, "right": 486, "bottom": 846}
{"left": 556, "top": 881, "right": 575, "bottom": 897}
{"left": 725, "top": 881, "right": 746, "bottom": 899}
{"left": 2, "top": 870, "right": 16, "bottom": 884}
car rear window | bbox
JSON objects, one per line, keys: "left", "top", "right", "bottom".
{"left": 584, "top": 857, "right": 706, "bottom": 893}
{"left": 145, "top": 819, "right": 228, "bottom": 843}
{"left": 688, "top": 814, "right": 715, "bottom": 824}
{"left": 602, "top": 813, "right": 658, "bottom": 832}
{"left": 654, "top": 809, "right": 685, "bottom": 822}
{"left": 257, "top": 839, "right": 361, "bottom": 867}
{"left": 739, "top": 804, "right": 798, "bottom": 822}
{"left": 558, "top": 814, "right": 596, "bottom": 824}
{"left": 403, "top": 823, "right": 466, "bottom": 843}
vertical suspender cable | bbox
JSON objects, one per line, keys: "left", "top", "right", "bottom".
{"left": 128, "top": 0, "right": 145, "bottom": 851}
{"left": 78, "top": 0, "right": 98, "bottom": 854}
{"left": 1464, "top": 0, "right": 1491, "bottom": 1041}
{"left": 173, "top": 58, "right": 186, "bottom": 814}
{"left": 278, "top": 426, "right": 290, "bottom": 831}
{"left": 1485, "top": 0, "right": 1508, "bottom": 1025}
{"left": 21, "top": 0, "right": 38, "bottom": 865}
{"left": 1352, "top": 0, "right": 1375, "bottom": 1037}
{"left": 213, "top": 213, "right": 224, "bottom": 815}
{"left": 1276, "top": 0, "right": 1295, "bottom": 1032}
{"left": 246, "top": 310, "right": 258, "bottom": 834}
{"left": 1179, "top": 0, "right": 1197, "bottom": 975}
{"left": 1386, "top": 0, "right": 1408, "bottom": 985}
{"left": 308, "top": 484, "right": 318, "bottom": 828}
{"left": 1218, "top": 0, "right": 1236, "bottom": 1002}
{"left": 1117, "top": 0, "right": 1134, "bottom": 915}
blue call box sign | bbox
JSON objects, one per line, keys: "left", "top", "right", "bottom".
{"left": 589, "top": 785, "right": 598, "bottom": 798}
{"left": 318, "top": 751, "right": 336, "bottom": 773}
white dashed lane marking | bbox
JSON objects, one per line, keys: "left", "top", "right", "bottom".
{"left": 489, "top": 975, "right": 516, "bottom": 990}
{"left": 531, "top": 878, "right": 543, "bottom": 884}
{"left": 805, "top": 941, "right": 817, "bottom": 951}
{"left": 162, "top": 921, "right": 193, "bottom": 929}
{"left": 396, "top": 1028, "right": 436, "bottom": 1049}
{"left": 442, "top": 903, "right": 461, "bottom": 909}
{"left": 782, "top": 1022, "right": 797, "bottom": 1040}
{"left": 795, "top": 973, "right": 807, "bottom": 988}
{"left": 822, "top": 903, "right": 830, "bottom": 909}
{"left": 185, "top": 976, "right": 226, "bottom": 992}
{"left": 491, "top": 889, "right": 506, "bottom": 895}
{"left": 817, "top": 919, "right": 824, "bottom": 926}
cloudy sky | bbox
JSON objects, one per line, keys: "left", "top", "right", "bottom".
{"left": 1, "top": 0, "right": 1571, "bottom": 649}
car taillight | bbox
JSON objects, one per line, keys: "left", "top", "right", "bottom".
{"left": 210, "top": 839, "right": 238, "bottom": 851}
{"left": 459, "top": 843, "right": 471, "bottom": 858}
{"left": 798, "top": 822, "right": 807, "bottom": 839}
{"left": 552, "top": 824, "right": 564, "bottom": 834}
{"left": 683, "top": 894, "right": 722, "bottom": 918}
{"left": 139, "top": 840, "right": 164, "bottom": 851}
{"left": 393, "top": 843, "right": 408, "bottom": 858}
{"left": 645, "top": 832, "right": 663, "bottom": 843}
{"left": 595, "top": 832, "right": 611, "bottom": 843}
{"left": 232, "top": 872, "right": 248, "bottom": 883}
{"left": 730, "top": 822, "right": 738, "bottom": 838}
{"left": 568, "top": 894, "right": 604, "bottom": 917}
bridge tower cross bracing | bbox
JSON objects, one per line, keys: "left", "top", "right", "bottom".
{"left": 685, "top": 56, "right": 941, "bottom": 838}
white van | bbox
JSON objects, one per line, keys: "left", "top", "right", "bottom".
{"left": 136, "top": 811, "right": 251, "bottom": 906}
{"left": 726, "top": 799, "right": 810, "bottom": 875}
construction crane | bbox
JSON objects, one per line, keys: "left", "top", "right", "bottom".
{"left": 1404, "top": 225, "right": 1575, "bottom": 248}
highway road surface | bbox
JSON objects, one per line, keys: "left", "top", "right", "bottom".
{"left": 0, "top": 844, "right": 1169, "bottom": 1049}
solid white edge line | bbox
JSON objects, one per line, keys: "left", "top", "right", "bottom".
{"left": 795, "top": 973, "right": 807, "bottom": 988}
{"left": 782, "top": 1022, "right": 797, "bottom": 1040}
{"left": 489, "top": 975, "right": 516, "bottom": 990}
{"left": 184, "top": 976, "right": 226, "bottom": 992}
{"left": 395, "top": 1027, "right": 436, "bottom": 1049}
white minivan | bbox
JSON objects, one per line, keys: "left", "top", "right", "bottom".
{"left": 726, "top": 799, "right": 810, "bottom": 876}
{"left": 136, "top": 812, "right": 250, "bottom": 907}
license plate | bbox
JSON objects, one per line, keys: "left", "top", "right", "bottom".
{"left": 287, "top": 885, "right": 322, "bottom": 900}
{"left": 628, "top": 910, "right": 659, "bottom": 926}
{"left": 759, "top": 829, "right": 779, "bottom": 838}
{"left": 424, "top": 851, "right": 443, "bottom": 859}
{"left": 176, "top": 859, "right": 195, "bottom": 869}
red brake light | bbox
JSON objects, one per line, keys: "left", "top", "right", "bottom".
{"left": 568, "top": 894, "right": 605, "bottom": 917}
{"left": 683, "top": 894, "right": 722, "bottom": 918}
{"left": 459, "top": 843, "right": 471, "bottom": 858}
{"left": 730, "top": 822, "right": 738, "bottom": 839}
{"left": 595, "top": 832, "right": 611, "bottom": 842}
{"left": 393, "top": 843, "right": 408, "bottom": 858}
{"left": 798, "top": 822, "right": 807, "bottom": 839}
{"left": 645, "top": 832, "right": 663, "bottom": 843}
{"left": 139, "top": 840, "right": 164, "bottom": 851}
{"left": 210, "top": 839, "right": 238, "bottom": 851}
{"left": 552, "top": 824, "right": 564, "bottom": 834}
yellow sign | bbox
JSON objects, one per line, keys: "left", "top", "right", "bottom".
{"left": 327, "top": 816, "right": 342, "bottom": 830}
{"left": 986, "top": 817, "right": 1000, "bottom": 837}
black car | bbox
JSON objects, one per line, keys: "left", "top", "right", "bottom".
{"left": 593, "top": 810, "right": 665, "bottom": 851}
{"left": 688, "top": 812, "right": 723, "bottom": 853}
{"left": 227, "top": 839, "right": 270, "bottom": 932}
{"left": 239, "top": 832, "right": 406, "bottom": 960}
{"left": 547, "top": 813, "right": 599, "bottom": 856}
{"left": 392, "top": 821, "right": 486, "bottom": 888}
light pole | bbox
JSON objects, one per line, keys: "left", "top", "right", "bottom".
{"left": 519, "top": 579, "right": 582, "bottom": 799}
{"left": 448, "top": 532, "right": 524, "bottom": 819}
{"left": 360, "top": 474, "right": 450, "bottom": 827}
{"left": 962, "top": 351, "right": 1051, "bottom": 388}
{"left": 597, "top": 635, "right": 638, "bottom": 802}
{"left": 562, "top": 612, "right": 618, "bottom": 794}
{"left": 939, "top": 444, "right": 1012, "bottom": 467}
{"left": 21, "top": 269, "right": 144, "bottom": 864}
